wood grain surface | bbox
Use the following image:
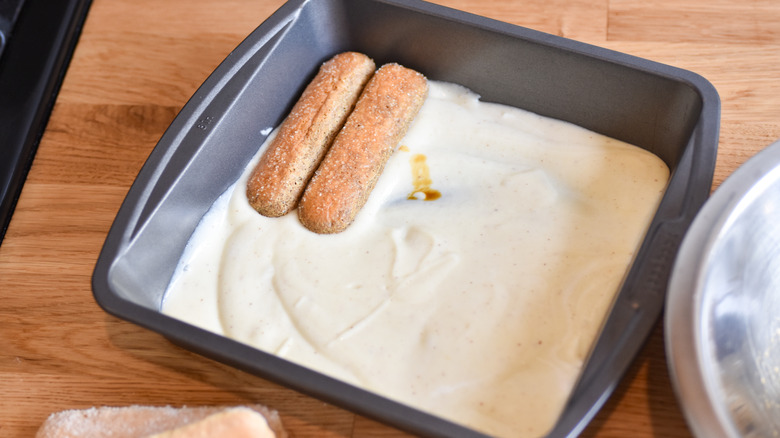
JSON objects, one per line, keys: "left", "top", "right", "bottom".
{"left": 2, "top": 0, "right": 779, "bottom": 437}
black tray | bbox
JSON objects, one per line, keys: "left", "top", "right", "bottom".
{"left": 0, "top": 0, "right": 92, "bottom": 245}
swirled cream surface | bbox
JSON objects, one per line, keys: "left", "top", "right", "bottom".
{"left": 162, "top": 81, "right": 669, "bottom": 437}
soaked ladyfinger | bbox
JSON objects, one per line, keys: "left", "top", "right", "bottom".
{"left": 246, "top": 52, "right": 375, "bottom": 217}
{"left": 298, "top": 63, "right": 428, "bottom": 234}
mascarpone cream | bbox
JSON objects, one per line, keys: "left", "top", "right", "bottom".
{"left": 162, "top": 81, "right": 669, "bottom": 437}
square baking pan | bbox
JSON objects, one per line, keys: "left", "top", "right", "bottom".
{"left": 92, "top": 0, "right": 720, "bottom": 436}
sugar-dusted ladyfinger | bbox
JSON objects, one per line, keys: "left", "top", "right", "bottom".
{"left": 298, "top": 63, "right": 428, "bottom": 234}
{"left": 149, "top": 407, "right": 275, "bottom": 438}
{"left": 35, "top": 405, "right": 286, "bottom": 438}
{"left": 246, "top": 52, "right": 375, "bottom": 217}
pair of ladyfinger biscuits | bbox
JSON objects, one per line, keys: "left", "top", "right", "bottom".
{"left": 246, "top": 52, "right": 428, "bottom": 234}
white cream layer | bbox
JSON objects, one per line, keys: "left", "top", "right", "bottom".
{"left": 162, "top": 81, "right": 669, "bottom": 438}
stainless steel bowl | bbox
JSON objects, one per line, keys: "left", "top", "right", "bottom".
{"left": 667, "top": 139, "right": 780, "bottom": 438}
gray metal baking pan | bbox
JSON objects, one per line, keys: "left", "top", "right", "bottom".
{"left": 92, "top": 0, "right": 720, "bottom": 436}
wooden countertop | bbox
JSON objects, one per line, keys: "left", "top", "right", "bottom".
{"left": 2, "top": 0, "right": 779, "bottom": 436}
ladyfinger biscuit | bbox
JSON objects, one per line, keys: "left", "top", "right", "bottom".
{"left": 35, "top": 405, "right": 286, "bottom": 438}
{"left": 246, "top": 52, "right": 375, "bottom": 217}
{"left": 298, "top": 63, "right": 428, "bottom": 234}
{"left": 149, "top": 407, "right": 275, "bottom": 438}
